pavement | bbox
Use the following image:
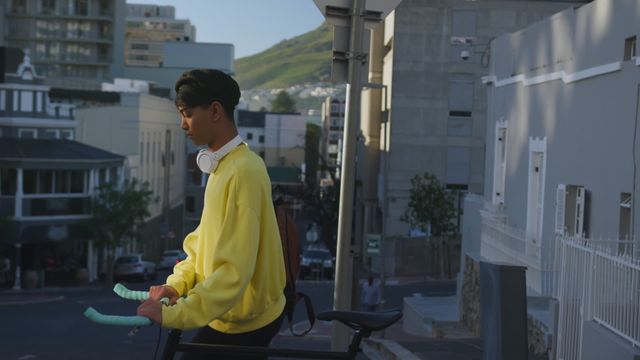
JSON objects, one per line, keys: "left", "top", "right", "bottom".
{"left": 0, "top": 276, "right": 483, "bottom": 359}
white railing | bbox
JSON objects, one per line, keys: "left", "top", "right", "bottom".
{"left": 556, "top": 236, "right": 640, "bottom": 360}
{"left": 480, "top": 209, "right": 552, "bottom": 296}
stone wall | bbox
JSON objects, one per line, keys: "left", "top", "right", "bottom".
{"left": 460, "top": 255, "right": 481, "bottom": 335}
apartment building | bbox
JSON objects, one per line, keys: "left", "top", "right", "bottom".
{"left": 1, "top": 0, "right": 126, "bottom": 89}
{"left": 125, "top": 3, "right": 196, "bottom": 67}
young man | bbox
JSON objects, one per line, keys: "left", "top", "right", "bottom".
{"left": 137, "top": 69, "right": 286, "bottom": 359}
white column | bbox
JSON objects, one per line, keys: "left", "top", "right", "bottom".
{"left": 87, "top": 240, "right": 94, "bottom": 282}
{"left": 12, "top": 243, "right": 21, "bottom": 290}
{"left": 15, "top": 168, "right": 23, "bottom": 218}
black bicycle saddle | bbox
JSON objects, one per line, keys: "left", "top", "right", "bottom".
{"left": 316, "top": 309, "right": 402, "bottom": 331}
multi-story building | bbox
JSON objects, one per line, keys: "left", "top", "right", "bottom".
{"left": 74, "top": 80, "right": 185, "bottom": 256}
{"left": 359, "top": 0, "right": 593, "bottom": 242}
{"left": 320, "top": 97, "right": 345, "bottom": 180}
{"left": 1, "top": 0, "right": 126, "bottom": 90}
{"left": 125, "top": 3, "right": 196, "bottom": 67}
{"left": 0, "top": 47, "right": 124, "bottom": 288}
{"left": 465, "top": 1, "right": 640, "bottom": 358}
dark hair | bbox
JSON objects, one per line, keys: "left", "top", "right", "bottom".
{"left": 174, "top": 69, "right": 241, "bottom": 120}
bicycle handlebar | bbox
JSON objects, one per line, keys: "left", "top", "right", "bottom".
{"left": 84, "top": 306, "right": 153, "bottom": 327}
{"left": 84, "top": 283, "right": 168, "bottom": 327}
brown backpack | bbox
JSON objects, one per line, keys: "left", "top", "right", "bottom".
{"left": 274, "top": 205, "right": 315, "bottom": 336}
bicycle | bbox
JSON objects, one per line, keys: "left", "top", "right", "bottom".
{"left": 85, "top": 283, "right": 402, "bottom": 359}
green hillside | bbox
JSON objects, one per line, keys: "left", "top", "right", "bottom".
{"left": 234, "top": 23, "right": 333, "bottom": 90}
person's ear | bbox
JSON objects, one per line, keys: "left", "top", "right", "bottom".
{"left": 210, "top": 101, "right": 223, "bottom": 122}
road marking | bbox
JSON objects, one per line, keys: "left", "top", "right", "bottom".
{"left": 76, "top": 298, "right": 122, "bottom": 305}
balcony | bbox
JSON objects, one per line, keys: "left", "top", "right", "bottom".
{"left": 22, "top": 196, "right": 91, "bottom": 218}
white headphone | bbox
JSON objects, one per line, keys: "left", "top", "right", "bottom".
{"left": 196, "top": 135, "right": 244, "bottom": 173}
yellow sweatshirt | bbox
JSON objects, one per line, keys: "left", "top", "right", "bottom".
{"left": 162, "top": 144, "right": 286, "bottom": 333}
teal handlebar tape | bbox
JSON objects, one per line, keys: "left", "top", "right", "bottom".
{"left": 84, "top": 307, "right": 152, "bottom": 326}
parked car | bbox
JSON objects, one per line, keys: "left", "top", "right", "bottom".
{"left": 114, "top": 254, "right": 156, "bottom": 281}
{"left": 299, "top": 246, "right": 334, "bottom": 280}
{"left": 158, "top": 250, "right": 187, "bottom": 270}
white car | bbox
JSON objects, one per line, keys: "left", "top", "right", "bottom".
{"left": 158, "top": 250, "right": 187, "bottom": 270}
{"left": 300, "top": 246, "right": 334, "bottom": 280}
{"left": 114, "top": 254, "right": 156, "bottom": 281}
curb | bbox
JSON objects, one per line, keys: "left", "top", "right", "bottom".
{"left": 0, "top": 295, "right": 65, "bottom": 306}
{"left": 364, "top": 338, "right": 422, "bottom": 360}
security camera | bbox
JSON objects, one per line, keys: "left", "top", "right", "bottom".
{"left": 460, "top": 50, "right": 470, "bottom": 61}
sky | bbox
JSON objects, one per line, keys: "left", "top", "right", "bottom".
{"left": 127, "top": 0, "right": 326, "bottom": 58}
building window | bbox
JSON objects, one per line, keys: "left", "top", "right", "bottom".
{"left": 448, "top": 80, "right": 473, "bottom": 117}
{"left": 40, "top": 0, "right": 55, "bottom": 15}
{"left": 0, "top": 168, "right": 17, "bottom": 195}
{"left": 0, "top": 90, "right": 5, "bottom": 111}
{"left": 20, "top": 91, "right": 33, "bottom": 112}
{"left": 60, "top": 129, "right": 74, "bottom": 140}
{"left": 555, "top": 184, "right": 588, "bottom": 237}
{"left": 526, "top": 137, "right": 547, "bottom": 244}
{"left": 18, "top": 128, "right": 37, "bottom": 139}
{"left": 246, "top": 132, "right": 253, "bottom": 140}
{"left": 492, "top": 118, "right": 507, "bottom": 206}
{"left": 258, "top": 135, "right": 265, "bottom": 143}
{"left": 624, "top": 36, "right": 636, "bottom": 61}
{"left": 186, "top": 196, "right": 195, "bottom": 213}
{"left": 74, "top": 0, "right": 88, "bottom": 15}
{"left": 619, "top": 193, "right": 632, "bottom": 240}
{"left": 43, "top": 129, "right": 60, "bottom": 139}
{"left": 445, "top": 147, "right": 470, "bottom": 187}
{"left": 11, "top": 0, "right": 27, "bottom": 14}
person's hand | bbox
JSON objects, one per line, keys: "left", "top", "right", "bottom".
{"left": 148, "top": 285, "right": 179, "bottom": 305}
{"left": 137, "top": 299, "right": 162, "bottom": 324}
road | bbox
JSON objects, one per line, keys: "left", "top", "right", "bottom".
{"left": 0, "top": 272, "right": 454, "bottom": 360}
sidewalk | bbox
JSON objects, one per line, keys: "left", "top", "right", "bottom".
{"left": 274, "top": 316, "right": 482, "bottom": 360}
{"left": 0, "top": 284, "right": 103, "bottom": 306}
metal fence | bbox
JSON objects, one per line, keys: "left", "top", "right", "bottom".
{"left": 555, "top": 236, "right": 640, "bottom": 360}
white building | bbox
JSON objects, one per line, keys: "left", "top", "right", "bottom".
{"left": 466, "top": 0, "right": 640, "bottom": 358}
{"left": 320, "top": 97, "right": 345, "bottom": 180}
{"left": 125, "top": 3, "right": 196, "bottom": 67}
{"left": 0, "top": 47, "right": 125, "bottom": 287}
{"left": 75, "top": 84, "right": 185, "bottom": 254}
{"left": 359, "top": 0, "right": 592, "bottom": 242}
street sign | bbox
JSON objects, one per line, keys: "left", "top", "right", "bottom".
{"left": 314, "top": 0, "right": 402, "bottom": 26}
{"left": 366, "top": 234, "right": 381, "bottom": 254}
{"left": 331, "top": 25, "right": 370, "bottom": 83}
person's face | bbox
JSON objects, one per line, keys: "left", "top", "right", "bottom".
{"left": 178, "top": 101, "right": 223, "bottom": 146}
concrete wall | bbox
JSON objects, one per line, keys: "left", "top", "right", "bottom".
{"left": 264, "top": 113, "right": 305, "bottom": 167}
{"left": 75, "top": 93, "right": 185, "bottom": 220}
{"left": 380, "top": 0, "right": 587, "bottom": 238}
{"left": 484, "top": 0, "right": 640, "bottom": 249}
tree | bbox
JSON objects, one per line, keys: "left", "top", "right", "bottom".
{"left": 401, "top": 172, "right": 458, "bottom": 236}
{"left": 304, "top": 123, "right": 320, "bottom": 187}
{"left": 270, "top": 90, "right": 296, "bottom": 113}
{"left": 87, "top": 179, "right": 156, "bottom": 286}
{"left": 401, "top": 172, "right": 458, "bottom": 278}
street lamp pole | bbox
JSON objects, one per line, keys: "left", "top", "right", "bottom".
{"left": 331, "top": 0, "right": 366, "bottom": 351}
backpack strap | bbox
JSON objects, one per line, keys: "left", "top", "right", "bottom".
{"left": 288, "top": 292, "right": 315, "bottom": 337}
{"left": 277, "top": 205, "right": 316, "bottom": 337}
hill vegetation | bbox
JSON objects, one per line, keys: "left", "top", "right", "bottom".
{"left": 234, "top": 23, "right": 333, "bottom": 90}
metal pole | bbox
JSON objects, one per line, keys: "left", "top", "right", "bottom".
{"left": 332, "top": 0, "right": 366, "bottom": 352}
